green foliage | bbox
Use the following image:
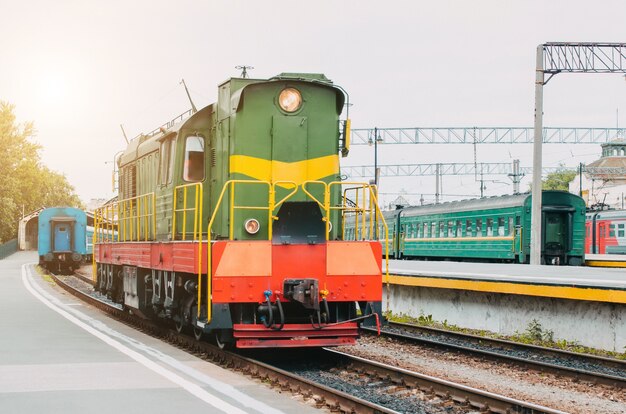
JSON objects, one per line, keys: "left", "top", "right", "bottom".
{"left": 539, "top": 164, "right": 577, "bottom": 191}
{"left": 0, "top": 102, "right": 82, "bottom": 242}
{"left": 513, "top": 319, "right": 554, "bottom": 343}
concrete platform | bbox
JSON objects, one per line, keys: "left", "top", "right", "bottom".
{"left": 0, "top": 251, "right": 318, "bottom": 414}
{"left": 382, "top": 259, "right": 625, "bottom": 351}
{"left": 586, "top": 254, "right": 626, "bottom": 268}
{"left": 385, "top": 260, "right": 626, "bottom": 304}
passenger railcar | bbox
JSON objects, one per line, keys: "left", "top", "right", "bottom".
{"left": 38, "top": 207, "right": 88, "bottom": 272}
{"left": 586, "top": 210, "right": 626, "bottom": 254}
{"left": 348, "top": 191, "right": 585, "bottom": 265}
{"left": 94, "top": 73, "right": 384, "bottom": 349}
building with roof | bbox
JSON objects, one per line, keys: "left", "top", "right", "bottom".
{"left": 569, "top": 139, "right": 626, "bottom": 209}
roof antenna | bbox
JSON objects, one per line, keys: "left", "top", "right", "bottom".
{"left": 236, "top": 65, "right": 254, "bottom": 78}
{"left": 120, "top": 124, "right": 129, "bottom": 144}
{"left": 180, "top": 78, "right": 198, "bottom": 113}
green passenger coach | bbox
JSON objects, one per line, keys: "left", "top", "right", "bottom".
{"left": 349, "top": 191, "right": 586, "bottom": 266}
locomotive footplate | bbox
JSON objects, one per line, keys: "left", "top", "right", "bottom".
{"left": 232, "top": 323, "right": 359, "bottom": 348}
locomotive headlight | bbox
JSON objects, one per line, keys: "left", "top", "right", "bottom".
{"left": 278, "top": 88, "right": 302, "bottom": 112}
{"left": 244, "top": 218, "right": 260, "bottom": 235}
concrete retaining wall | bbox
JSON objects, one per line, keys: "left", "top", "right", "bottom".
{"left": 386, "top": 284, "right": 625, "bottom": 352}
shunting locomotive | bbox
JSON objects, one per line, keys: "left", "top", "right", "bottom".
{"left": 93, "top": 73, "right": 385, "bottom": 348}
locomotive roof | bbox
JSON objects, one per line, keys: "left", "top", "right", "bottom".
{"left": 400, "top": 193, "right": 532, "bottom": 217}
{"left": 118, "top": 73, "right": 344, "bottom": 168}
{"left": 118, "top": 105, "right": 214, "bottom": 167}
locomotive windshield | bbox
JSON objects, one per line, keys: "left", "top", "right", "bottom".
{"left": 183, "top": 135, "right": 205, "bottom": 182}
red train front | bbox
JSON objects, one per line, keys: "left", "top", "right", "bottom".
{"left": 586, "top": 210, "right": 626, "bottom": 254}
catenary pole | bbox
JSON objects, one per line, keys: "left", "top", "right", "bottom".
{"left": 530, "top": 45, "right": 544, "bottom": 265}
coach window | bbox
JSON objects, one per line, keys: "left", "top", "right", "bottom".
{"left": 183, "top": 135, "right": 205, "bottom": 182}
{"left": 508, "top": 217, "right": 514, "bottom": 236}
{"left": 497, "top": 217, "right": 505, "bottom": 236}
{"left": 609, "top": 224, "right": 616, "bottom": 237}
{"left": 456, "top": 220, "right": 462, "bottom": 237}
{"left": 466, "top": 220, "right": 472, "bottom": 237}
{"left": 447, "top": 220, "right": 454, "bottom": 237}
{"left": 487, "top": 218, "right": 494, "bottom": 236}
{"left": 619, "top": 224, "right": 625, "bottom": 238}
{"left": 476, "top": 219, "right": 483, "bottom": 237}
{"left": 439, "top": 221, "right": 445, "bottom": 238}
{"left": 431, "top": 222, "right": 437, "bottom": 237}
{"left": 423, "top": 222, "right": 429, "bottom": 238}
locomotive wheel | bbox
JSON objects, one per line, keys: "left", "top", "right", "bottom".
{"left": 214, "top": 330, "right": 228, "bottom": 350}
{"left": 174, "top": 316, "right": 184, "bottom": 334}
{"left": 193, "top": 325, "right": 203, "bottom": 341}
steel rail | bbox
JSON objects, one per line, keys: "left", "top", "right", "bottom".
{"left": 48, "top": 272, "right": 399, "bottom": 414}
{"left": 50, "top": 271, "right": 568, "bottom": 414}
{"left": 363, "top": 321, "right": 626, "bottom": 388}
{"left": 323, "top": 348, "right": 566, "bottom": 414}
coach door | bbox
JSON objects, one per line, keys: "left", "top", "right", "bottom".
{"left": 543, "top": 212, "right": 568, "bottom": 253}
{"left": 598, "top": 222, "right": 608, "bottom": 254}
{"left": 54, "top": 223, "right": 72, "bottom": 252}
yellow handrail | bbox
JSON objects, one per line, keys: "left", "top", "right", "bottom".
{"left": 172, "top": 183, "right": 203, "bottom": 241}
{"left": 202, "top": 180, "right": 298, "bottom": 322}
{"left": 94, "top": 192, "right": 156, "bottom": 244}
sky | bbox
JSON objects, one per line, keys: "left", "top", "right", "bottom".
{"left": 1, "top": 0, "right": 625, "bottom": 207}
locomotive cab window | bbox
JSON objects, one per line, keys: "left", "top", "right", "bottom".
{"left": 183, "top": 135, "right": 205, "bottom": 182}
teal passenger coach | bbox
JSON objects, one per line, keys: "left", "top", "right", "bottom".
{"left": 346, "top": 191, "right": 586, "bottom": 266}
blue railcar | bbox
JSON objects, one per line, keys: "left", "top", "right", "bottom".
{"left": 38, "top": 207, "right": 88, "bottom": 272}
{"left": 86, "top": 225, "right": 94, "bottom": 257}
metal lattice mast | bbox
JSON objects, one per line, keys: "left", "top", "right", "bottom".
{"left": 341, "top": 162, "right": 626, "bottom": 178}
{"left": 530, "top": 42, "right": 626, "bottom": 265}
{"left": 349, "top": 127, "right": 625, "bottom": 144}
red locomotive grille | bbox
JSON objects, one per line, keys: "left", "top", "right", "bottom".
{"left": 232, "top": 323, "right": 359, "bottom": 348}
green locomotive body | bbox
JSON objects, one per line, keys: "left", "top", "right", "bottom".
{"left": 117, "top": 73, "right": 345, "bottom": 242}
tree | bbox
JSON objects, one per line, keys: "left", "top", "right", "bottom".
{"left": 0, "top": 102, "right": 82, "bottom": 242}
{"left": 540, "top": 165, "right": 577, "bottom": 191}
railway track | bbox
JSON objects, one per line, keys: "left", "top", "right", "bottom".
{"left": 363, "top": 321, "right": 626, "bottom": 388}
{"left": 51, "top": 270, "right": 566, "bottom": 413}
